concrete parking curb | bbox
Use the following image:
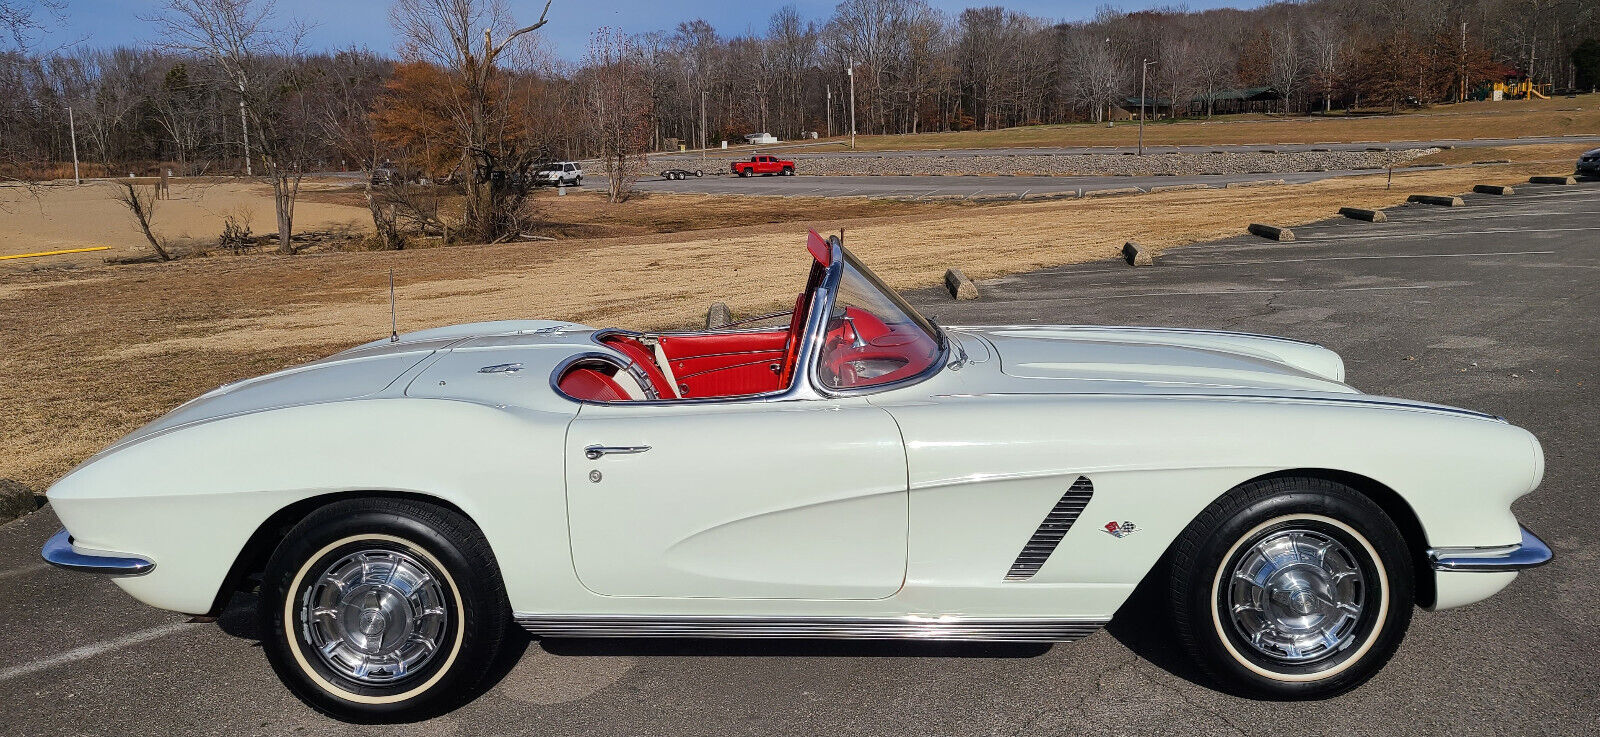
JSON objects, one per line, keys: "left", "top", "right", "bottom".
{"left": 705, "top": 302, "right": 732, "bottom": 329}
{"left": 1339, "top": 207, "right": 1386, "bottom": 222}
{"left": 944, "top": 269, "right": 979, "bottom": 300}
{"left": 1083, "top": 187, "right": 1143, "bottom": 197}
{"left": 1529, "top": 175, "right": 1577, "bottom": 185}
{"left": 1122, "top": 241, "right": 1153, "bottom": 266}
{"left": 1407, "top": 194, "right": 1465, "bottom": 207}
{"left": 1473, "top": 184, "right": 1515, "bottom": 195}
{"left": 1150, "top": 183, "right": 1208, "bottom": 193}
{"left": 1248, "top": 223, "right": 1295, "bottom": 241}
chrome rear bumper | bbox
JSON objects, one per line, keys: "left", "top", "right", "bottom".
{"left": 40, "top": 528, "right": 154, "bottom": 576}
{"left": 1428, "top": 526, "right": 1553, "bottom": 572}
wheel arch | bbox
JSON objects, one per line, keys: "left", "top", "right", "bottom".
{"left": 1233, "top": 468, "right": 1436, "bottom": 608}
{"left": 204, "top": 490, "right": 492, "bottom": 617}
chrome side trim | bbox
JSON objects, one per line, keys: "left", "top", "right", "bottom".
{"left": 40, "top": 529, "right": 154, "bottom": 577}
{"left": 1428, "top": 526, "right": 1553, "bottom": 572}
{"left": 946, "top": 324, "right": 1325, "bottom": 348}
{"left": 515, "top": 614, "right": 1109, "bottom": 643}
{"left": 1005, "top": 476, "right": 1094, "bottom": 581}
{"left": 928, "top": 391, "right": 1504, "bottom": 421}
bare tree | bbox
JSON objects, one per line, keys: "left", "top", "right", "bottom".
{"left": 314, "top": 49, "right": 401, "bottom": 249}
{"left": 391, "top": 0, "right": 552, "bottom": 243}
{"left": 151, "top": 0, "right": 311, "bottom": 254}
{"left": 1266, "top": 20, "right": 1307, "bottom": 114}
{"left": 1304, "top": 13, "right": 1344, "bottom": 112}
{"left": 584, "top": 27, "right": 651, "bottom": 203}
{"left": 0, "top": 0, "right": 66, "bottom": 53}
{"left": 1062, "top": 28, "right": 1128, "bottom": 123}
{"left": 110, "top": 180, "right": 173, "bottom": 261}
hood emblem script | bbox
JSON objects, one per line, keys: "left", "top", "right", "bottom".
{"left": 477, "top": 363, "right": 523, "bottom": 374}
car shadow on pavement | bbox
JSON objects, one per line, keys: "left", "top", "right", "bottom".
{"left": 1103, "top": 567, "right": 1216, "bottom": 690}
{"left": 539, "top": 638, "right": 1050, "bottom": 659}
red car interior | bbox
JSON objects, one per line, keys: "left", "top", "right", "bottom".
{"left": 556, "top": 367, "right": 629, "bottom": 402}
{"left": 558, "top": 232, "right": 832, "bottom": 403}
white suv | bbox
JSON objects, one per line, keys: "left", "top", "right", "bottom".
{"left": 535, "top": 162, "right": 583, "bottom": 186}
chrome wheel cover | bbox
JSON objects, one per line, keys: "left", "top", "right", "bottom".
{"left": 300, "top": 548, "right": 450, "bottom": 685}
{"left": 1224, "top": 528, "right": 1366, "bottom": 664}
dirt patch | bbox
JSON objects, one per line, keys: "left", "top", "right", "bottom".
{"left": 0, "top": 161, "right": 1575, "bottom": 491}
{"left": 0, "top": 179, "right": 371, "bottom": 264}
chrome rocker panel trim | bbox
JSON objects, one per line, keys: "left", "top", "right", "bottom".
{"left": 1427, "top": 526, "right": 1553, "bottom": 572}
{"left": 41, "top": 528, "right": 155, "bottom": 576}
{"left": 515, "top": 614, "right": 1110, "bottom": 642}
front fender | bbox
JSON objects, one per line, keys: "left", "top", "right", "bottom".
{"left": 46, "top": 398, "right": 573, "bottom": 614}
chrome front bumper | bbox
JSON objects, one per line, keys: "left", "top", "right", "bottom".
{"left": 1427, "top": 526, "right": 1553, "bottom": 572}
{"left": 40, "top": 528, "right": 154, "bottom": 576}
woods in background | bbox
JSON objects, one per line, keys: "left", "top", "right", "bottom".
{"left": 0, "top": 0, "right": 1595, "bottom": 249}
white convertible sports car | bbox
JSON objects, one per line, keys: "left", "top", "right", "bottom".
{"left": 43, "top": 232, "right": 1550, "bottom": 722}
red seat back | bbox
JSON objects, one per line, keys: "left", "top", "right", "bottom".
{"left": 558, "top": 368, "right": 628, "bottom": 401}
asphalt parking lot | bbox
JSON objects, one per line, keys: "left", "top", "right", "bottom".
{"left": 0, "top": 181, "right": 1595, "bottom": 736}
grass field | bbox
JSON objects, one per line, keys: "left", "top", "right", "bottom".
{"left": 786, "top": 95, "right": 1600, "bottom": 151}
{"left": 0, "top": 159, "right": 1578, "bottom": 493}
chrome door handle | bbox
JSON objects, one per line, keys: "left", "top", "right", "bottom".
{"left": 584, "top": 445, "right": 651, "bottom": 460}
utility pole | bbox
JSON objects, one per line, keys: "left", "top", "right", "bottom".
{"left": 847, "top": 58, "right": 857, "bottom": 151}
{"left": 67, "top": 106, "right": 80, "bottom": 185}
{"left": 825, "top": 85, "right": 832, "bottom": 139}
{"left": 238, "top": 85, "right": 251, "bottom": 177}
{"left": 700, "top": 90, "right": 708, "bottom": 167}
{"left": 1139, "top": 59, "right": 1156, "bottom": 155}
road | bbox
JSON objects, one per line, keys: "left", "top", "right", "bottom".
{"left": 625, "top": 163, "right": 1499, "bottom": 199}
{"left": 615, "top": 134, "right": 1600, "bottom": 198}
{"left": 0, "top": 182, "right": 1595, "bottom": 735}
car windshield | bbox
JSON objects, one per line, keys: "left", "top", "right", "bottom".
{"left": 815, "top": 248, "right": 943, "bottom": 390}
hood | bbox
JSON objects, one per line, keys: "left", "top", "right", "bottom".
{"left": 90, "top": 320, "right": 589, "bottom": 459}
{"left": 968, "top": 325, "right": 1353, "bottom": 394}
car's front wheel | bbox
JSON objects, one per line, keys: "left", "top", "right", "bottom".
{"left": 1167, "top": 476, "right": 1413, "bottom": 699}
{"left": 259, "top": 498, "right": 510, "bottom": 723}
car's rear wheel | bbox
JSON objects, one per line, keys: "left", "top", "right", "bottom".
{"left": 259, "top": 498, "right": 510, "bottom": 723}
{"left": 1167, "top": 476, "right": 1413, "bottom": 699}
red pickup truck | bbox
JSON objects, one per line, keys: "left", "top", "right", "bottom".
{"left": 731, "top": 155, "right": 795, "bottom": 177}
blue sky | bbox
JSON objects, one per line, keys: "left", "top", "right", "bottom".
{"left": 39, "top": 0, "right": 1269, "bottom": 61}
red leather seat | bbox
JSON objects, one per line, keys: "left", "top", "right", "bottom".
{"left": 558, "top": 368, "right": 628, "bottom": 401}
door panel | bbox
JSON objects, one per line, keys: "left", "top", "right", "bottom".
{"left": 565, "top": 400, "right": 908, "bottom": 599}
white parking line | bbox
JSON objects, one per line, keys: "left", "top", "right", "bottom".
{"left": 0, "top": 563, "right": 49, "bottom": 580}
{"left": 1296, "top": 226, "right": 1600, "bottom": 242}
{"left": 1386, "top": 210, "right": 1600, "bottom": 224}
{"left": 1163, "top": 250, "right": 1556, "bottom": 268}
{"left": 0, "top": 622, "right": 193, "bottom": 683}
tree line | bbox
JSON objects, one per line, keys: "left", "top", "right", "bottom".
{"left": 1, "top": 0, "right": 1596, "bottom": 253}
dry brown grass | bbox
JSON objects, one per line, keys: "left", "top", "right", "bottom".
{"left": 806, "top": 95, "right": 1600, "bottom": 152}
{"left": 1408, "top": 142, "right": 1592, "bottom": 166}
{"left": 0, "top": 179, "right": 369, "bottom": 261}
{"left": 0, "top": 160, "right": 1575, "bottom": 491}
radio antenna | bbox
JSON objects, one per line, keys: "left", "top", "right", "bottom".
{"left": 388, "top": 269, "right": 398, "bottom": 343}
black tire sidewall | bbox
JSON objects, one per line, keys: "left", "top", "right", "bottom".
{"left": 1170, "top": 478, "right": 1414, "bottom": 699}
{"left": 259, "top": 500, "right": 508, "bottom": 722}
